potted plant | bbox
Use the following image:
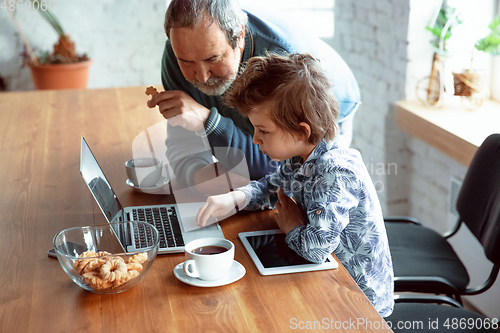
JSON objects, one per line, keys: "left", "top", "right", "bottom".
{"left": 418, "top": 4, "right": 462, "bottom": 107}
{"left": 452, "top": 15, "right": 500, "bottom": 109}
{"left": 11, "top": 5, "right": 91, "bottom": 90}
{"left": 426, "top": 4, "right": 462, "bottom": 54}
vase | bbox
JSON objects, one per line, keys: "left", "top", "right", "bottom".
{"left": 29, "top": 60, "right": 91, "bottom": 90}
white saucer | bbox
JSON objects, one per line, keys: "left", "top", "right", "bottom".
{"left": 125, "top": 176, "right": 170, "bottom": 192}
{"left": 174, "top": 260, "right": 246, "bottom": 287}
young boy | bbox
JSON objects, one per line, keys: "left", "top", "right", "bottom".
{"left": 196, "top": 53, "right": 394, "bottom": 317}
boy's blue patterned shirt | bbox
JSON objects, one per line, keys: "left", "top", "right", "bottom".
{"left": 237, "top": 140, "right": 394, "bottom": 317}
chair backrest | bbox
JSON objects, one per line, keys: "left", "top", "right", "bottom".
{"left": 456, "top": 134, "right": 500, "bottom": 266}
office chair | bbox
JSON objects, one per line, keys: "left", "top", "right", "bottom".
{"left": 385, "top": 133, "right": 500, "bottom": 304}
{"left": 386, "top": 295, "right": 499, "bottom": 333}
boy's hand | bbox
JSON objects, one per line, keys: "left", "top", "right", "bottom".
{"left": 274, "top": 188, "right": 307, "bottom": 234}
{"left": 196, "top": 191, "right": 246, "bottom": 227}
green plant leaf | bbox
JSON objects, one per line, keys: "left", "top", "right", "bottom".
{"left": 475, "top": 15, "right": 500, "bottom": 55}
{"left": 426, "top": 5, "right": 461, "bottom": 51}
{"left": 488, "top": 15, "right": 500, "bottom": 31}
{"left": 34, "top": 1, "right": 65, "bottom": 36}
{"left": 426, "top": 26, "right": 451, "bottom": 40}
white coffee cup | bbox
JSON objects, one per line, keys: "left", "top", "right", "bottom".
{"left": 183, "top": 238, "right": 234, "bottom": 281}
{"left": 125, "top": 157, "right": 163, "bottom": 188}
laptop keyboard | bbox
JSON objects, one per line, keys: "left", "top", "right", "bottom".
{"left": 132, "top": 206, "right": 184, "bottom": 249}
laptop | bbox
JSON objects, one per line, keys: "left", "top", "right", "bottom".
{"left": 79, "top": 137, "right": 225, "bottom": 254}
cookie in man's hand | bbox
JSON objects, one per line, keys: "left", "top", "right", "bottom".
{"left": 145, "top": 86, "right": 159, "bottom": 97}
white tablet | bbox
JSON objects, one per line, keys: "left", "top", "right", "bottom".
{"left": 238, "top": 229, "right": 338, "bottom": 276}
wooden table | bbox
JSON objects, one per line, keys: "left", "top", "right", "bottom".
{"left": 0, "top": 87, "right": 392, "bottom": 332}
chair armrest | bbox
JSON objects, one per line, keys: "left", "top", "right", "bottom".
{"left": 384, "top": 215, "right": 422, "bottom": 225}
{"left": 464, "top": 264, "right": 500, "bottom": 296}
{"left": 394, "top": 276, "right": 462, "bottom": 304}
{"left": 442, "top": 218, "right": 463, "bottom": 239}
{"left": 394, "top": 294, "right": 462, "bottom": 308}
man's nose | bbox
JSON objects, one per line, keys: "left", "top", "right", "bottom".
{"left": 195, "top": 63, "right": 211, "bottom": 83}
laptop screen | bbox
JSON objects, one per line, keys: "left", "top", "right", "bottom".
{"left": 80, "top": 137, "right": 123, "bottom": 223}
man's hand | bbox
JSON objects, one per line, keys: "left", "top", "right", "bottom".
{"left": 196, "top": 191, "right": 246, "bottom": 227}
{"left": 147, "top": 90, "right": 210, "bottom": 132}
{"left": 274, "top": 188, "right": 308, "bottom": 234}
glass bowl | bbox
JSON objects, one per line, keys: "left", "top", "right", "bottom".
{"left": 53, "top": 221, "right": 159, "bottom": 294}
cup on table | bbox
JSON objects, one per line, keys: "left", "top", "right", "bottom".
{"left": 125, "top": 157, "right": 163, "bottom": 187}
{"left": 183, "top": 238, "right": 234, "bottom": 281}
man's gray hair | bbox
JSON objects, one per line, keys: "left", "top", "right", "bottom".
{"left": 165, "top": 0, "right": 248, "bottom": 49}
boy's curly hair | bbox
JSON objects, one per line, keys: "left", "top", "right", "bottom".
{"left": 224, "top": 52, "right": 339, "bottom": 144}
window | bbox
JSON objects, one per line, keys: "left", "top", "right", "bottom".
{"left": 445, "top": 0, "right": 498, "bottom": 102}
{"left": 491, "top": 1, "right": 500, "bottom": 101}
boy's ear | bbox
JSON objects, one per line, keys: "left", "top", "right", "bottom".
{"left": 297, "top": 122, "right": 311, "bottom": 141}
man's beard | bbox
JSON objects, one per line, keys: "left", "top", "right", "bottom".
{"left": 190, "top": 48, "right": 241, "bottom": 96}
{"left": 191, "top": 76, "right": 235, "bottom": 96}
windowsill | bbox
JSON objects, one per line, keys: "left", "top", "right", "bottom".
{"left": 395, "top": 98, "right": 500, "bottom": 166}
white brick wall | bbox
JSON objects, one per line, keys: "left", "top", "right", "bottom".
{"left": 333, "top": 0, "right": 469, "bottom": 226}
{"left": 333, "top": 0, "right": 411, "bottom": 215}
{"left": 0, "top": 0, "right": 167, "bottom": 90}
{"left": 408, "top": 139, "right": 466, "bottom": 233}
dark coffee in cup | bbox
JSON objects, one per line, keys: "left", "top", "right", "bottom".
{"left": 184, "top": 238, "right": 235, "bottom": 280}
{"left": 192, "top": 246, "right": 227, "bottom": 255}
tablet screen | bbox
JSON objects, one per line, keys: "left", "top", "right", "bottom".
{"left": 239, "top": 229, "right": 337, "bottom": 275}
{"left": 246, "top": 232, "right": 330, "bottom": 267}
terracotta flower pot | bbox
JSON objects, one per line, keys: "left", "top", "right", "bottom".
{"left": 29, "top": 60, "right": 91, "bottom": 90}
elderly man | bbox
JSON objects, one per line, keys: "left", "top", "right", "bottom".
{"left": 148, "top": 0, "right": 360, "bottom": 192}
